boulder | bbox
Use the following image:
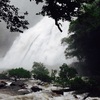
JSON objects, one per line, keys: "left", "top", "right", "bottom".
{"left": 52, "top": 89, "right": 72, "bottom": 95}
{"left": 0, "top": 80, "right": 7, "bottom": 88}
{"left": 10, "top": 81, "right": 25, "bottom": 87}
{"left": 31, "top": 86, "right": 42, "bottom": 92}
{"left": 10, "top": 82, "right": 16, "bottom": 86}
{"left": 18, "top": 89, "right": 31, "bottom": 95}
{"left": 52, "top": 89, "right": 63, "bottom": 95}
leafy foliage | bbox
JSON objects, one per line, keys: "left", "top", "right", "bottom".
{"left": 57, "top": 63, "right": 77, "bottom": 87}
{"left": 69, "top": 77, "right": 87, "bottom": 90}
{"left": 62, "top": 0, "right": 100, "bottom": 75}
{"left": 31, "top": 0, "right": 95, "bottom": 32}
{"left": 69, "top": 76, "right": 100, "bottom": 96}
{"left": 59, "top": 63, "right": 77, "bottom": 80}
{"left": 0, "top": 0, "right": 29, "bottom": 33}
{"left": 32, "top": 62, "right": 51, "bottom": 82}
{"left": 8, "top": 68, "right": 31, "bottom": 81}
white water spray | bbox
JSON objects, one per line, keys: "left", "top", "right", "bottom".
{"left": 0, "top": 17, "right": 71, "bottom": 70}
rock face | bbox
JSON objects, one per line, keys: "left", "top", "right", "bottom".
{"left": 0, "top": 17, "right": 71, "bottom": 70}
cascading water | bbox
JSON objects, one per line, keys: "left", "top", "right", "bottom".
{"left": 0, "top": 17, "right": 71, "bottom": 70}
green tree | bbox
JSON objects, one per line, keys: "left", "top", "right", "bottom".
{"left": 58, "top": 63, "right": 77, "bottom": 87}
{"left": 30, "top": 0, "right": 100, "bottom": 76}
{"left": 62, "top": 0, "right": 100, "bottom": 75}
{"left": 69, "top": 77, "right": 87, "bottom": 90}
{"left": 59, "top": 63, "right": 77, "bottom": 80}
{"left": 8, "top": 68, "right": 31, "bottom": 81}
{"left": 31, "top": 0, "right": 95, "bottom": 32}
{"left": 32, "top": 62, "right": 51, "bottom": 82}
{"left": 0, "top": 0, "right": 29, "bottom": 33}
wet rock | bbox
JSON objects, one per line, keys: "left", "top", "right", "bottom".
{"left": 52, "top": 89, "right": 63, "bottom": 95}
{"left": 31, "top": 86, "right": 42, "bottom": 92}
{"left": 18, "top": 89, "right": 31, "bottom": 95}
{"left": 10, "top": 81, "right": 26, "bottom": 88}
{"left": 52, "top": 89, "right": 72, "bottom": 95}
{"left": 10, "top": 82, "right": 16, "bottom": 86}
{"left": 0, "top": 80, "right": 7, "bottom": 88}
{"left": 73, "top": 94, "right": 78, "bottom": 99}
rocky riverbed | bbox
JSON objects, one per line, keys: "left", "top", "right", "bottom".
{"left": 0, "top": 79, "right": 100, "bottom": 100}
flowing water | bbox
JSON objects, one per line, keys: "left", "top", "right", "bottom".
{"left": 0, "top": 17, "right": 100, "bottom": 100}
{"left": 0, "top": 17, "right": 72, "bottom": 70}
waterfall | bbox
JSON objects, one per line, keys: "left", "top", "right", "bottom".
{"left": 0, "top": 17, "right": 71, "bottom": 70}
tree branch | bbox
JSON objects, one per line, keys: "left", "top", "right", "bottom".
{"left": 55, "top": 20, "right": 62, "bottom": 32}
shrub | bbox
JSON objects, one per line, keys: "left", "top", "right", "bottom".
{"left": 32, "top": 62, "right": 51, "bottom": 82}
{"left": 69, "top": 77, "right": 87, "bottom": 90}
{"left": 8, "top": 68, "right": 31, "bottom": 81}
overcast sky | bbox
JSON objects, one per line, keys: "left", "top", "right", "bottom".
{"left": 0, "top": 0, "right": 43, "bottom": 57}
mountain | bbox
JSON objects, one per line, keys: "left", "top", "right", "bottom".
{"left": 0, "top": 17, "right": 72, "bottom": 70}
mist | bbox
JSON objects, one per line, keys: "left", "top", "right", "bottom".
{"left": 0, "top": 0, "right": 43, "bottom": 57}
{"left": 0, "top": 17, "right": 74, "bottom": 70}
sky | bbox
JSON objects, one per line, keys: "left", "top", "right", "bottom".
{"left": 0, "top": 0, "right": 43, "bottom": 57}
